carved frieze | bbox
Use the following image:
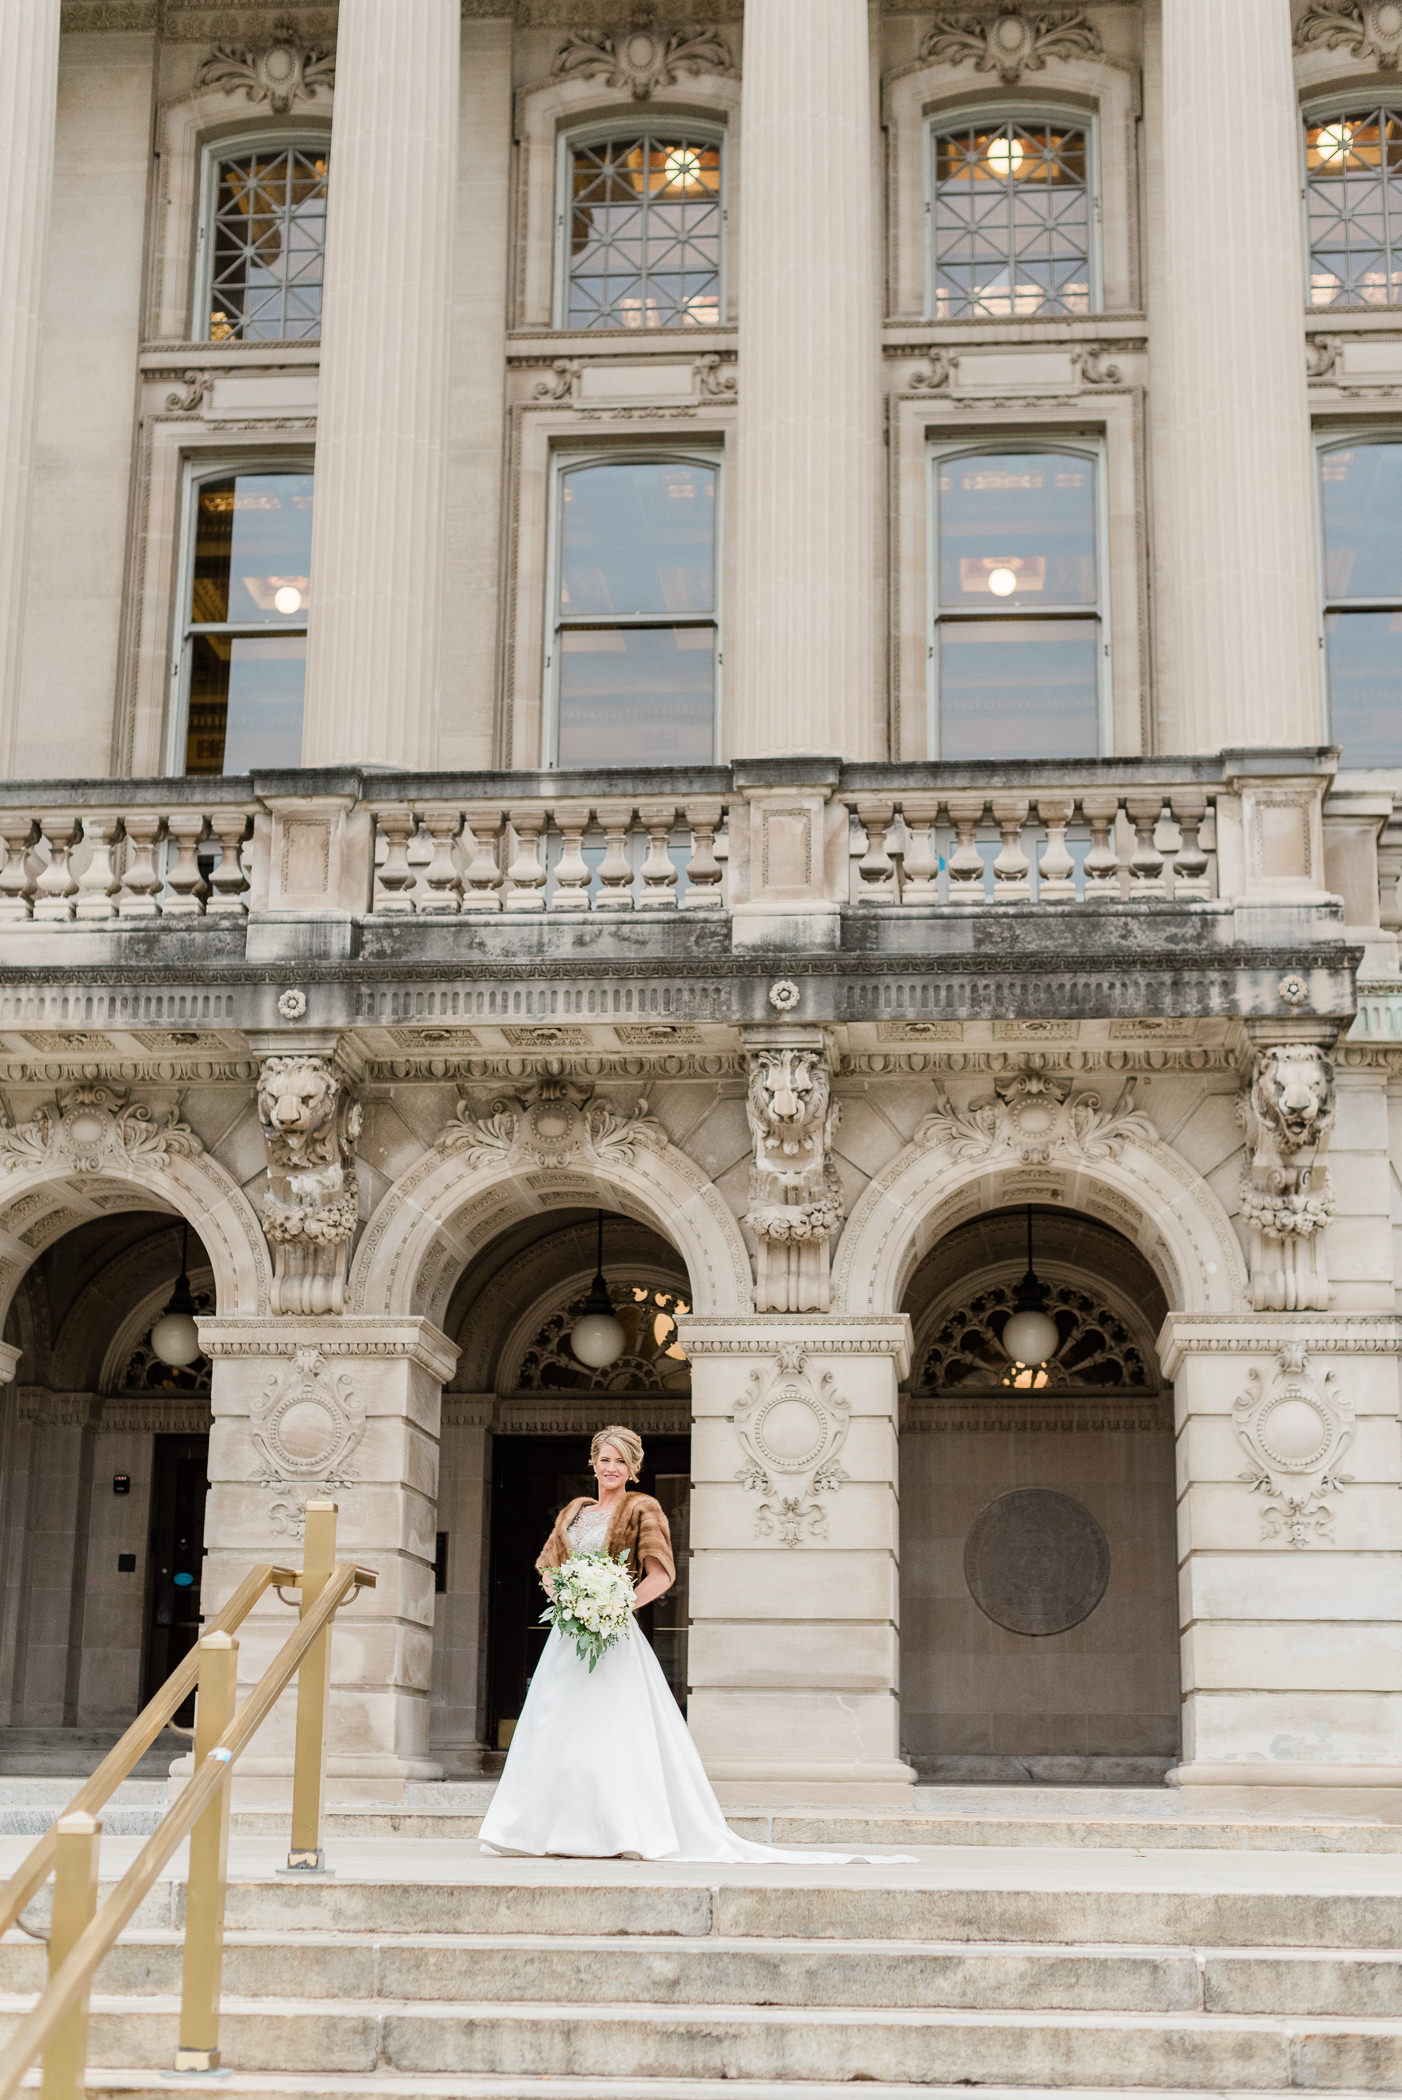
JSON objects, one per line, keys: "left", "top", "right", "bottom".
{"left": 552, "top": 16, "right": 735, "bottom": 98}
{"left": 919, "top": 6, "right": 1102, "bottom": 83}
{"left": 195, "top": 15, "right": 335, "bottom": 111}
{"left": 743, "top": 1038, "right": 843, "bottom": 1313}
{"left": 1295, "top": 1, "right": 1402, "bottom": 68}
{"left": 0, "top": 1086, "right": 201, "bottom": 1176}
{"left": 1234, "top": 1343, "right": 1354, "bottom": 1547}
{"left": 1238, "top": 1044, "right": 1335, "bottom": 1313}
{"left": 916, "top": 1062, "right": 1157, "bottom": 1166}
{"left": 256, "top": 1056, "right": 361, "bottom": 1316}
{"left": 732, "top": 1346, "right": 851, "bottom": 1546}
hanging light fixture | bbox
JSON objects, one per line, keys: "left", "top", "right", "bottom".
{"left": 569, "top": 1211, "right": 626, "bottom": 1370}
{"left": 1000, "top": 1205, "right": 1061, "bottom": 1372}
{"left": 150, "top": 1221, "right": 202, "bottom": 1369}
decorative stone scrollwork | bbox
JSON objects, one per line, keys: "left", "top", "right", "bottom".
{"left": 919, "top": 6, "right": 1102, "bottom": 83}
{"left": 916, "top": 1062, "right": 1157, "bottom": 1167}
{"left": 440, "top": 1070, "right": 665, "bottom": 1172}
{"left": 552, "top": 15, "right": 735, "bottom": 99}
{"left": 733, "top": 1346, "right": 851, "bottom": 1546}
{"left": 1238, "top": 1044, "right": 1335, "bottom": 1312}
{"left": 195, "top": 15, "right": 335, "bottom": 112}
{"left": 743, "top": 1038, "right": 844, "bottom": 1313}
{"left": 256, "top": 1056, "right": 361, "bottom": 1317}
{"left": 1234, "top": 1343, "right": 1355, "bottom": 1548}
{"left": 0, "top": 1085, "right": 201, "bottom": 1175}
{"left": 253, "top": 1347, "right": 365, "bottom": 1540}
{"left": 1295, "top": 0, "right": 1402, "bottom": 69}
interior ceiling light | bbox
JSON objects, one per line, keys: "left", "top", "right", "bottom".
{"left": 1000, "top": 1205, "right": 1061, "bottom": 1371}
{"left": 987, "top": 565, "right": 1019, "bottom": 597}
{"left": 985, "top": 136, "right": 1025, "bottom": 179}
{"left": 569, "top": 1211, "right": 626, "bottom": 1370}
{"left": 150, "top": 1221, "right": 202, "bottom": 1369}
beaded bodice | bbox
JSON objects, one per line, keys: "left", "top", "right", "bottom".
{"left": 567, "top": 1504, "right": 611, "bottom": 1556}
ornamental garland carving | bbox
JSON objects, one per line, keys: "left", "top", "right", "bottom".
{"left": 732, "top": 1346, "right": 851, "bottom": 1546}
{"left": 256, "top": 1056, "right": 361, "bottom": 1317}
{"left": 916, "top": 1063, "right": 1158, "bottom": 1166}
{"left": 552, "top": 16, "right": 735, "bottom": 98}
{"left": 195, "top": 15, "right": 335, "bottom": 112}
{"left": 1238, "top": 1044, "right": 1335, "bottom": 1313}
{"left": 0, "top": 1086, "right": 201, "bottom": 1175}
{"left": 919, "top": 6, "right": 1102, "bottom": 83}
{"left": 440, "top": 1070, "right": 666, "bottom": 1172}
{"left": 1234, "top": 1342, "right": 1354, "bottom": 1547}
{"left": 1294, "top": 1, "right": 1402, "bottom": 69}
{"left": 743, "top": 1039, "right": 844, "bottom": 1314}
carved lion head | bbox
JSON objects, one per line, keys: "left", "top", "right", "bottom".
{"left": 1252, "top": 1044, "right": 1335, "bottom": 1152}
{"left": 257, "top": 1055, "right": 340, "bottom": 1138}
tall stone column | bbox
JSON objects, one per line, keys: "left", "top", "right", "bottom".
{"left": 301, "top": 0, "right": 459, "bottom": 769}
{"left": 733, "top": 0, "right": 881, "bottom": 759}
{"left": 1152, "top": 0, "right": 1320, "bottom": 751}
{"left": 0, "top": 1, "right": 61, "bottom": 774}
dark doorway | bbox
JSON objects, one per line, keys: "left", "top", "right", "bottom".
{"left": 487, "top": 1434, "right": 691, "bottom": 1749}
{"left": 142, "top": 1434, "right": 209, "bottom": 1719}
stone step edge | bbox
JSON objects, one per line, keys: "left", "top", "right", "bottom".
{"left": 43, "top": 2083, "right": 1402, "bottom": 2100}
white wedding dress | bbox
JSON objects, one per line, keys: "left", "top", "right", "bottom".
{"left": 479, "top": 1505, "right": 913, "bottom": 1864}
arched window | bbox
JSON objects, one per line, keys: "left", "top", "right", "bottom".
{"left": 930, "top": 444, "right": 1105, "bottom": 758}
{"left": 174, "top": 463, "right": 313, "bottom": 775}
{"left": 559, "top": 127, "right": 723, "bottom": 328}
{"left": 928, "top": 111, "right": 1094, "bottom": 318}
{"left": 1319, "top": 437, "right": 1402, "bottom": 763}
{"left": 1305, "top": 107, "right": 1402, "bottom": 308}
{"left": 549, "top": 453, "right": 720, "bottom": 766}
{"left": 200, "top": 135, "right": 330, "bottom": 341}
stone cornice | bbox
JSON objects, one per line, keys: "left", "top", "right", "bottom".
{"left": 199, "top": 1316, "right": 459, "bottom": 1382}
{"left": 1159, "top": 1312, "right": 1402, "bottom": 1378}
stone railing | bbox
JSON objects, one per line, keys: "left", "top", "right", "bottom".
{"left": 0, "top": 784, "right": 257, "bottom": 921}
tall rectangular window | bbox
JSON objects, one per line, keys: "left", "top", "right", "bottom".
{"left": 550, "top": 456, "right": 719, "bottom": 766}
{"left": 1305, "top": 108, "right": 1402, "bottom": 308}
{"left": 931, "top": 446, "right": 1104, "bottom": 758}
{"left": 1319, "top": 438, "right": 1402, "bottom": 763}
{"left": 929, "top": 114, "right": 1094, "bottom": 318}
{"left": 176, "top": 467, "right": 313, "bottom": 775}
{"left": 561, "top": 130, "right": 723, "bottom": 328}
{"left": 202, "top": 138, "right": 329, "bottom": 341}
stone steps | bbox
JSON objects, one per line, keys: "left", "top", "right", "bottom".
{"left": 49, "top": 2084, "right": 1402, "bottom": 2100}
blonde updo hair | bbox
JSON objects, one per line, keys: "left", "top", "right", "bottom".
{"left": 591, "top": 1424, "right": 643, "bottom": 1481}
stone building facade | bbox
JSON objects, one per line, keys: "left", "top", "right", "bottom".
{"left": 0, "top": 0, "right": 1398, "bottom": 1813}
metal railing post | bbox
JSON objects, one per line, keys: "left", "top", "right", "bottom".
{"left": 288, "top": 1499, "right": 337, "bottom": 1871}
{"left": 40, "top": 1813, "right": 100, "bottom": 2100}
{"left": 174, "top": 1632, "right": 237, "bottom": 2073}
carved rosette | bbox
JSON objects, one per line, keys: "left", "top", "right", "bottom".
{"left": 1295, "top": 1, "right": 1402, "bottom": 68}
{"left": 0, "top": 1086, "right": 201, "bottom": 1176}
{"left": 195, "top": 16, "right": 335, "bottom": 112}
{"left": 1238, "top": 1044, "right": 1336, "bottom": 1313}
{"left": 552, "top": 18, "right": 734, "bottom": 99}
{"left": 732, "top": 1346, "right": 851, "bottom": 1546}
{"left": 1233, "top": 1343, "right": 1355, "bottom": 1547}
{"left": 439, "top": 1073, "right": 665, "bottom": 1172}
{"left": 920, "top": 6, "right": 1102, "bottom": 83}
{"left": 916, "top": 1062, "right": 1158, "bottom": 1167}
{"left": 743, "top": 1036, "right": 844, "bottom": 1313}
{"left": 257, "top": 1056, "right": 362, "bottom": 1317}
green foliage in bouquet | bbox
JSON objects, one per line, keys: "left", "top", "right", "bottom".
{"left": 539, "top": 1548, "right": 636, "bottom": 1671}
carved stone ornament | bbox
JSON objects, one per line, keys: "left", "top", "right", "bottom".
{"left": 916, "top": 1061, "right": 1157, "bottom": 1167}
{"left": 1234, "top": 1343, "right": 1355, "bottom": 1548}
{"left": 0, "top": 1085, "right": 201, "bottom": 1175}
{"left": 743, "top": 1041, "right": 844, "bottom": 1313}
{"left": 552, "top": 12, "right": 735, "bottom": 99}
{"left": 1238, "top": 1044, "right": 1336, "bottom": 1313}
{"left": 256, "top": 1056, "right": 362, "bottom": 1317}
{"left": 195, "top": 15, "right": 335, "bottom": 112}
{"left": 919, "top": 6, "right": 1102, "bottom": 84}
{"left": 1295, "top": 0, "right": 1402, "bottom": 69}
{"left": 733, "top": 1346, "right": 851, "bottom": 1547}
{"left": 440, "top": 1069, "right": 665, "bottom": 1172}
{"left": 253, "top": 1347, "right": 365, "bottom": 1480}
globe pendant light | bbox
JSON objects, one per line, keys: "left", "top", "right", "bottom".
{"left": 150, "top": 1221, "right": 202, "bottom": 1369}
{"left": 569, "top": 1211, "right": 626, "bottom": 1371}
{"left": 1000, "top": 1205, "right": 1061, "bottom": 1372}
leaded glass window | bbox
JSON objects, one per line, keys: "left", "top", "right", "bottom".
{"left": 930, "top": 115, "right": 1092, "bottom": 318}
{"left": 552, "top": 456, "right": 719, "bottom": 765}
{"left": 178, "top": 467, "right": 314, "bottom": 774}
{"left": 1306, "top": 108, "right": 1402, "bottom": 308}
{"left": 564, "top": 131, "right": 722, "bottom": 328}
{"left": 932, "top": 447, "right": 1102, "bottom": 758}
{"left": 204, "top": 141, "right": 329, "bottom": 341}
{"left": 1319, "top": 439, "right": 1402, "bottom": 763}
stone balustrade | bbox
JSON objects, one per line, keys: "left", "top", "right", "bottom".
{"left": 0, "top": 788, "right": 257, "bottom": 922}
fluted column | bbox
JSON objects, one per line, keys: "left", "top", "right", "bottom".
{"left": 733, "top": 0, "right": 881, "bottom": 758}
{"left": 302, "top": 0, "right": 459, "bottom": 768}
{"left": 0, "top": 1, "right": 61, "bottom": 774}
{"left": 1152, "top": 0, "right": 1319, "bottom": 751}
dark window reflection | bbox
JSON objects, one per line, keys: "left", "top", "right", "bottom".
{"left": 931, "top": 120, "right": 1091, "bottom": 319}
{"left": 556, "top": 459, "right": 717, "bottom": 765}
{"left": 1321, "top": 441, "right": 1402, "bottom": 762}
{"left": 934, "top": 450, "right": 1100, "bottom": 758}
{"left": 182, "top": 470, "right": 313, "bottom": 775}
{"left": 568, "top": 134, "right": 722, "bottom": 328}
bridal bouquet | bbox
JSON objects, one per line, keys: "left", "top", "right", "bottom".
{"left": 540, "top": 1550, "right": 636, "bottom": 1671}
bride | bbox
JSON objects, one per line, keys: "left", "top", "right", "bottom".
{"left": 479, "top": 1425, "right": 911, "bottom": 1864}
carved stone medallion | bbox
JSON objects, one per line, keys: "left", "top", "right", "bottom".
{"left": 964, "top": 1488, "right": 1110, "bottom": 1636}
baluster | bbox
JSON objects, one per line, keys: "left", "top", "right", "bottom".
{"left": 375, "top": 807, "right": 418, "bottom": 915}
{"left": 1033, "top": 795, "right": 1077, "bottom": 904}
{"left": 418, "top": 805, "right": 464, "bottom": 915}
{"left": 1125, "top": 794, "right": 1168, "bottom": 898}
{"left": 116, "top": 813, "right": 163, "bottom": 917}
{"left": 855, "top": 799, "right": 898, "bottom": 903}
{"left": 1169, "top": 791, "right": 1211, "bottom": 901}
{"left": 637, "top": 801, "right": 680, "bottom": 909}
{"left": 161, "top": 811, "right": 209, "bottom": 915}
{"left": 944, "top": 792, "right": 988, "bottom": 903}
{"left": 75, "top": 815, "right": 120, "bottom": 922}
{"left": 33, "top": 814, "right": 80, "bottom": 922}
{"left": 898, "top": 794, "right": 941, "bottom": 901}
{"left": 504, "top": 809, "right": 548, "bottom": 911}
{"left": 205, "top": 814, "right": 251, "bottom": 916}
{"left": 682, "top": 798, "right": 726, "bottom": 911}
{"left": 460, "top": 807, "right": 504, "bottom": 912}
{"left": 0, "top": 817, "right": 37, "bottom": 922}
{"left": 1079, "top": 792, "right": 1122, "bottom": 898}
{"left": 593, "top": 802, "right": 637, "bottom": 912}
{"left": 990, "top": 797, "right": 1031, "bottom": 903}
{"left": 551, "top": 803, "right": 593, "bottom": 912}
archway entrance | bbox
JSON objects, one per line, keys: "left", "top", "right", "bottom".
{"left": 899, "top": 1205, "right": 1180, "bottom": 1784}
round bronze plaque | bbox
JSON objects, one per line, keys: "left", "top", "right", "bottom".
{"left": 963, "top": 1488, "right": 1110, "bottom": 1637}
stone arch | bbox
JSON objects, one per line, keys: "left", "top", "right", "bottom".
{"left": 350, "top": 1134, "right": 753, "bottom": 1325}
{"left": 33, "top": 1222, "right": 218, "bottom": 1398}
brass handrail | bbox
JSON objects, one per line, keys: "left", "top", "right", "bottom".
{"left": 0, "top": 1503, "right": 374, "bottom": 2099}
